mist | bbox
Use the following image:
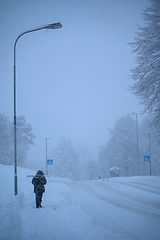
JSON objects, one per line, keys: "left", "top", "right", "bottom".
{"left": 0, "top": 0, "right": 148, "bottom": 169}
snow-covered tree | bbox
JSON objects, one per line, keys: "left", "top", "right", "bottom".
{"left": 130, "top": 0, "right": 160, "bottom": 124}
{"left": 76, "top": 145, "right": 90, "bottom": 180}
{"left": 76, "top": 145, "right": 98, "bottom": 180}
{"left": 15, "top": 116, "right": 35, "bottom": 166}
{"left": 98, "top": 116, "right": 138, "bottom": 177}
{"left": 98, "top": 145, "right": 109, "bottom": 178}
{"left": 0, "top": 113, "right": 12, "bottom": 164}
{"left": 53, "top": 137, "right": 79, "bottom": 180}
{"left": 0, "top": 113, "right": 35, "bottom": 166}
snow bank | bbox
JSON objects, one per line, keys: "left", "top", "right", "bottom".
{"left": 0, "top": 165, "right": 122, "bottom": 240}
{"left": 0, "top": 164, "right": 160, "bottom": 240}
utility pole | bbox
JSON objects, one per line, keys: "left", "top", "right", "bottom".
{"left": 130, "top": 112, "right": 139, "bottom": 175}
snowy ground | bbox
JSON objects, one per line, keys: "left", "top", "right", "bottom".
{"left": 0, "top": 164, "right": 160, "bottom": 240}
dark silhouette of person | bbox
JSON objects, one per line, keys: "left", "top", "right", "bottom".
{"left": 32, "top": 170, "right": 47, "bottom": 208}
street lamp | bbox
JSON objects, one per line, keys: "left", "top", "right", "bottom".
{"left": 14, "top": 23, "right": 62, "bottom": 195}
{"left": 46, "top": 138, "right": 52, "bottom": 176}
{"left": 130, "top": 112, "right": 139, "bottom": 175}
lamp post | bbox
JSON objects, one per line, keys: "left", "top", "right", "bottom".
{"left": 148, "top": 133, "right": 157, "bottom": 176}
{"left": 46, "top": 138, "right": 52, "bottom": 176}
{"left": 130, "top": 112, "right": 139, "bottom": 175}
{"left": 149, "top": 133, "right": 151, "bottom": 176}
{"left": 14, "top": 23, "right": 62, "bottom": 195}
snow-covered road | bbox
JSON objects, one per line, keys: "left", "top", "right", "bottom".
{"left": 74, "top": 178, "right": 160, "bottom": 240}
{"left": 0, "top": 164, "right": 160, "bottom": 240}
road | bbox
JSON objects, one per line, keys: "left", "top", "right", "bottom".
{"left": 71, "top": 177, "right": 160, "bottom": 240}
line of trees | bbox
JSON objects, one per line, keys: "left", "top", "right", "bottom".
{"left": 98, "top": 115, "right": 160, "bottom": 178}
{"left": 47, "top": 114, "right": 160, "bottom": 180}
{"left": 1, "top": 112, "right": 159, "bottom": 180}
{"left": 47, "top": 115, "right": 160, "bottom": 180}
{"left": 49, "top": 137, "right": 98, "bottom": 181}
{"left": 0, "top": 113, "right": 35, "bottom": 166}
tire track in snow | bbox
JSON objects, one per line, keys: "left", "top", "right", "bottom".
{"left": 81, "top": 180, "right": 160, "bottom": 219}
{"left": 116, "top": 181, "right": 160, "bottom": 195}
{"left": 74, "top": 180, "right": 160, "bottom": 240}
{"left": 74, "top": 182, "right": 146, "bottom": 240}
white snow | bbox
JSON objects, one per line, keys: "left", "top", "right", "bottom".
{"left": 0, "top": 164, "right": 160, "bottom": 240}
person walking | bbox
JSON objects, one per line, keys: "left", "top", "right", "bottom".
{"left": 32, "top": 170, "right": 47, "bottom": 208}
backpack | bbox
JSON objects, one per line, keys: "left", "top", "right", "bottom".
{"left": 32, "top": 175, "right": 46, "bottom": 193}
{"left": 34, "top": 176, "right": 40, "bottom": 185}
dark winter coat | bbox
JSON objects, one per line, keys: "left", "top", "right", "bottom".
{"left": 32, "top": 173, "right": 47, "bottom": 194}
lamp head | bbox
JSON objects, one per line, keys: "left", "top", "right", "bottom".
{"left": 46, "top": 22, "right": 62, "bottom": 29}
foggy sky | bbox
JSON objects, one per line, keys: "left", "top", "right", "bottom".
{"left": 0, "top": 0, "right": 148, "bottom": 168}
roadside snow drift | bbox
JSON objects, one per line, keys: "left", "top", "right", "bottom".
{"left": 0, "top": 164, "right": 160, "bottom": 240}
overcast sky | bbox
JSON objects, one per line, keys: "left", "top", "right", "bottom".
{"left": 0, "top": 0, "right": 149, "bottom": 168}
